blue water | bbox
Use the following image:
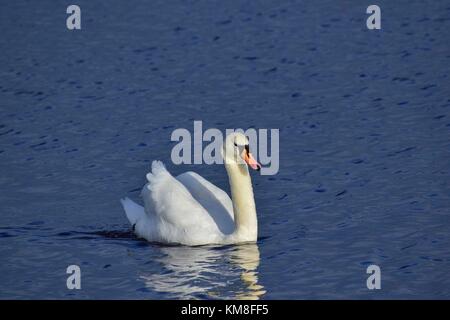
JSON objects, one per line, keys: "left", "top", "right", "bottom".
{"left": 1, "top": 0, "right": 449, "bottom": 299}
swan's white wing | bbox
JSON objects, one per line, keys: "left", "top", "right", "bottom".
{"left": 139, "top": 161, "right": 224, "bottom": 245}
{"left": 177, "top": 171, "right": 234, "bottom": 234}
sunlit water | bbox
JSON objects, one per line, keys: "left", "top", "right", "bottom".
{"left": 1, "top": 0, "right": 449, "bottom": 299}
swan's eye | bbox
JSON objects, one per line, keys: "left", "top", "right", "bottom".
{"left": 234, "top": 142, "right": 238, "bottom": 147}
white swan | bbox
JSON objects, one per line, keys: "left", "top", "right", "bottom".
{"left": 120, "top": 132, "right": 262, "bottom": 246}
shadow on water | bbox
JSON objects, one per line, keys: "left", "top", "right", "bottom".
{"left": 54, "top": 229, "right": 137, "bottom": 240}
{"left": 140, "top": 243, "right": 266, "bottom": 300}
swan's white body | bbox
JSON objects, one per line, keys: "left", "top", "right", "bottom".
{"left": 121, "top": 133, "right": 261, "bottom": 246}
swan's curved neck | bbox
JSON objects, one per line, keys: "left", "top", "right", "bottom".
{"left": 225, "top": 164, "right": 258, "bottom": 242}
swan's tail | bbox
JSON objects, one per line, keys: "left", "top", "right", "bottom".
{"left": 120, "top": 197, "right": 146, "bottom": 226}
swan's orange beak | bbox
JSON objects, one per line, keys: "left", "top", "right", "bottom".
{"left": 242, "top": 148, "right": 261, "bottom": 171}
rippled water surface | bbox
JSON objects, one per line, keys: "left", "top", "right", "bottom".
{"left": 1, "top": 0, "right": 449, "bottom": 299}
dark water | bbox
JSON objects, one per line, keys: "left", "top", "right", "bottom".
{"left": 1, "top": 0, "right": 449, "bottom": 299}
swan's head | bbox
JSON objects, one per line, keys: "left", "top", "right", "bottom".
{"left": 222, "top": 132, "right": 261, "bottom": 171}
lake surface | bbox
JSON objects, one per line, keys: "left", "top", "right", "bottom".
{"left": 0, "top": 0, "right": 449, "bottom": 299}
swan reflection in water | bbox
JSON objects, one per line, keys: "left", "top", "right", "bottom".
{"left": 140, "top": 243, "right": 265, "bottom": 299}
